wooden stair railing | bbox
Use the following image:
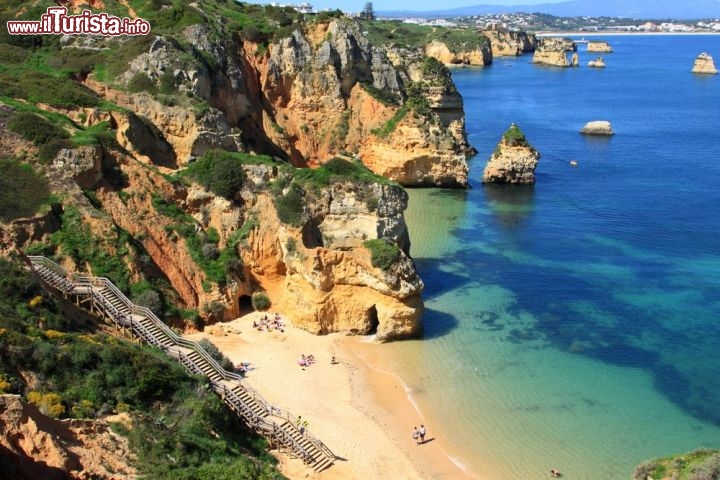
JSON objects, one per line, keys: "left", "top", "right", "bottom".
{"left": 27, "top": 255, "right": 336, "bottom": 472}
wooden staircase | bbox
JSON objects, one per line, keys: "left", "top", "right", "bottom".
{"left": 27, "top": 255, "right": 335, "bottom": 472}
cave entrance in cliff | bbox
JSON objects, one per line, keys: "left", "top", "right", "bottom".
{"left": 238, "top": 295, "right": 253, "bottom": 316}
{"left": 367, "top": 305, "right": 379, "bottom": 335}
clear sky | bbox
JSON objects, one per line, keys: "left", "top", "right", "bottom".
{"left": 261, "top": 0, "right": 560, "bottom": 14}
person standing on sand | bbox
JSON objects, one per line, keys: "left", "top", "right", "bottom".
{"left": 419, "top": 424, "right": 426, "bottom": 444}
{"left": 412, "top": 426, "right": 420, "bottom": 445}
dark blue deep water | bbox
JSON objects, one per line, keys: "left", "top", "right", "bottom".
{"left": 401, "top": 35, "right": 720, "bottom": 479}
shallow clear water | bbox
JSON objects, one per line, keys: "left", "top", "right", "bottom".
{"left": 393, "top": 35, "right": 720, "bottom": 479}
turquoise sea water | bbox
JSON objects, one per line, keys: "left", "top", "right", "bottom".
{"left": 395, "top": 36, "right": 720, "bottom": 479}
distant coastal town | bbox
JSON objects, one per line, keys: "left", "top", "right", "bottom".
{"left": 270, "top": 2, "right": 720, "bottom": 33}
{"left": 393, "top": 12, "right": 720, "bottom": 33}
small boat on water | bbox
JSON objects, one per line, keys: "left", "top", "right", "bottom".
{"left": 569, "top": 159, "right": 578, "bottom": 167}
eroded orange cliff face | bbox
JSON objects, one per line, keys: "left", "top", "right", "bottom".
{"left": 239, "top": 19, "right": 470, "bottom": 187}
{"left": 0, "top": 395, "right": 136, "bottom": 480}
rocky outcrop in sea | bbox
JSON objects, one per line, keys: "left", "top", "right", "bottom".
{"left": 482, "top": 124, "right": 540, "bottom": 184}
{"left": 588, "top": 57, "right": 606, "bottom": 68}
{"left": 580, "top": 120, "right": 614, "bottom": 136}
{"left": 691, "top": 52, "right": 718, "bottom": 74}
{"left": 532, "top": 37, "right": 578, "bottom": 67}
{"left": 587, "top": 40, "right": 613, "bottom": 53}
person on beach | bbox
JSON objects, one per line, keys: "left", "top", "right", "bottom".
{"left": 412, "top": 426, "right": 420, "bottom": 445}
{"left": 550, "top": 468, "right": 561, "bottom": 477}
{"left": 419, "top": 424, "right": 426, "bottom": 444}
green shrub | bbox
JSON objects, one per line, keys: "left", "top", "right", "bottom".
{"left": 0, "top": 159, "right": 50, "bottom": 222}
{"left": 127, "top": 72, "right": 157, "bottom": 93}
{"left": 363, "top": 239, "right": 400, "bottom": 270}
{"left": 133, "top": 289, "right": 163, "bottom": 315}
{"left": 251, "top": 292, "right": 271, "bottom": 311}
{"left": 420, "top": 56, "right": 446, "bottom": 76}
{"left": 197, "top": 338, "right": 234, "bottom": 370}
{"left": 285, "top": 237, "right": 297, "bottom": 254}
{"left": 183, "top": 150, "right": 246, "bottom": 200}
{"left": 201, "top": 242, "right": 219, "bottom": 260}
{"left": 158, "top": 69, "right": 176, "bottom": 94}
{"left": 273, "top": 183, "right": 305, "bottom": 226}
{"left": 8, "top": 111, "right": 69, "bottom": 146}
{"left": 502, "top": 124, "right": 528, "bottom": 146}
{"left": 38, "top": 138, "right": 72, "bottom": 163}
{"left": 0, "top": 42, "right": 27, "bottom": 64}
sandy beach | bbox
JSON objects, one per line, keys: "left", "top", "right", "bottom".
{"left": 185, "top": 311, "right": 478, "bottom": 480}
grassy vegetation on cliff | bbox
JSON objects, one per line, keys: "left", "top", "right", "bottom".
{"left": 633, "top": 449, "right": 720, "bottom": 480}
{"left": 0, "top": 158, "right": 51, "bottom": 222}
{"left": 371, "top": 105, "right": 409, "bottom": 139}
{"left": 181, "top": 150, "right": 248, "bottom": 200}
{"left": 0, "top": 256, "right": 284, "bottom": 479}
{"left": 151, "top": 194, "right": 243, "bottom": 287}
{"left": 272, "top": 158, "right": 398, "bottom": 227}
{"left": 50, "top": 206, "right": 134, "bottom": 293}
{"left": 502, "top": 123, "right": 530, "bottom": 147}
{"left": 361, "top": 20, "right": 488, "bottom": 53}
{"left": 363, "top": 239, "right": 400, "bottom": 270}
{"left": 293, "top": 157, "right": 394, "bottom": 188}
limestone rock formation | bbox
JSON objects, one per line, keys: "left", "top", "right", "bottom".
{"left": 532, "top": 37, "right": 577, "bottom": 67}
{"left": 95, "top": 18, "right": 471, "bottom": 187}
{"left": 691, "top": 52, "right": 718, "bottom": 74}
{"left": 0, "top": 395, "right": 136, "bottom": 479}
{"left": 482, "top": 124, "right": 540, "bottom": 184}
{"left": 571, "top": 52, "right": 580, "bottom": 67}
{"left": 587, "top": 40, "right": 613, "bottom": 53}
{"left": 588, "top": 57, "right": 606, "bottom": 68}
{"left": 539, "top": 37, "right": 577, "bottom": 52}
{"left": 580, "top": 120, "right": 614, "bottom": 136}
{"left": 254, "top": 19, "right": 471, "bottom": 187}
{"left": 481, "top": 25, "right": 537, "bottom": 57}
{"left": 424, "top": 39, "right": 492, "bottom": 66}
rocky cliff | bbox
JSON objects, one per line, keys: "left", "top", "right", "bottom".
{"left": 691, "top": 52, "right": 718, "bottom": 74}
{"left": 481, "top": 26, "right": 537, "bottom": 57}
{"left": 424, "top": 39, "right": 493, "bottom": 65}
{"left": 0, "top": 2, "right": 485, "bottom": 340}
{"left": 532, "top": 49, "right": 570, "bottom": 67}
{"left": 0, "top": 395, "right": 135, "bottom": 480}
{"left": 256, "top": 20, "right": 471, "bottom": 187}
{"left": 0, "top": 100, "right": 423, "bottom": 339}
{"left": 482, "top": 124, "right": 540, "bottom": 184}
{"left": 112, "top": 17, "right": 470, "bottom": 187}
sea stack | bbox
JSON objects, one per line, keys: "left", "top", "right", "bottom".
{"left": 588, "top": 57, "right": 606, "bottom": 68}
{"left": 587, "top": 40, "right": 613, "bottom": 53}
{"left": 691, "top": 52, "right": 718, "bottom": 74}
{"left": 532, "top": 37, "right": 576, "bottom": 67}
{"left": 482, "top": 124, "right": 540, "bottom": 184}
{"left": 580, "top": 120, "right": 614, "bottom": 136}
